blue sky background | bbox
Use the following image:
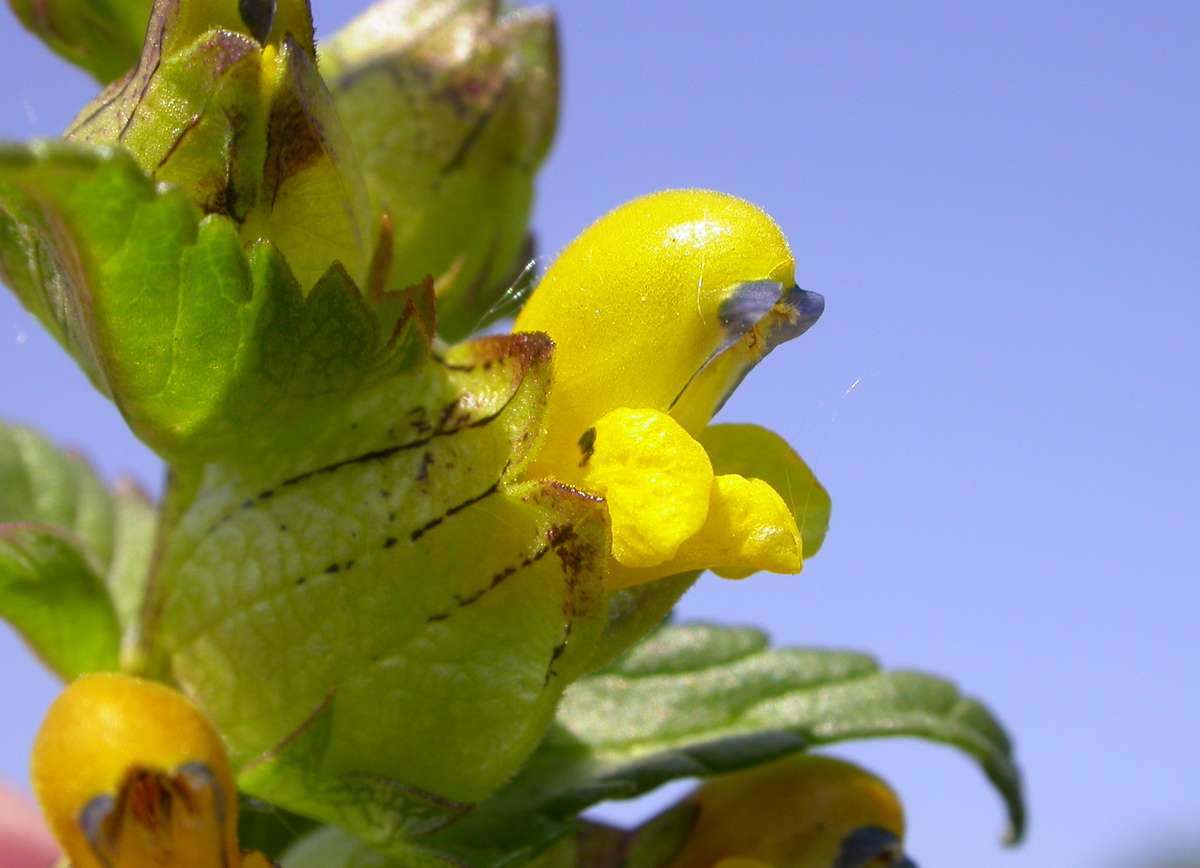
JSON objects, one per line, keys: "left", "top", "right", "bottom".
{"left": 1, "top": 2, "right": 1198, "bottom": 867}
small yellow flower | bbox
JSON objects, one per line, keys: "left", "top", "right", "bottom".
{"left": 669, "top": 754, "right": 915, "bottom": 868}
{"left": 31, "top": 672, "right": 271, "bottom": 868}
{"left": 515, "top": 190, "right": 826, "bottom": 589}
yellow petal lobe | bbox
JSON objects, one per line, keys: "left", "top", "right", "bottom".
{"left": 700, "top": 424, "right": 831, "bottom": 558}
{"left": 605, "top": 474, "right": 801, "bottom": 590}
{"left": 581, "top": 408, "right": 713, "bottom": 568}
{"left": 31, "top": 673, "right": 241, "bottom": 868}
{"left": 703, "top": 475, "right": 803, "bottom": 580}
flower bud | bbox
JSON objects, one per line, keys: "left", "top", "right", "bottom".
{"left": 321, "top": 0, "right": 558, "bottom": 341}
{"left": 661, "top": 754, "right": 915, "bottom": 868}
{"left": 66, "top": 0, "right": 373, "bottom": 292}
{"left": 31, "top": 672, "right": 269, "bottom": 868}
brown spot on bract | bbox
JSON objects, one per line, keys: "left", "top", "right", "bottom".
{"left": 446, "top": 331, "right": 554, "bottom": 386}
{"left": 417, "top": 451, "right": 434, "bottom": 482}
{"left": 262, "top": 38, "right": 327, "bottom": 206}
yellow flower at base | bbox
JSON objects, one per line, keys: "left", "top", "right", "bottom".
{"left": 515, "top": 190, "right": 827, "bottom": 589}
{"left": 668, "top": 754, "right": 915, "bottom": 868}
{"left": 31, "top": 672, "right": 271, "bottom": 868}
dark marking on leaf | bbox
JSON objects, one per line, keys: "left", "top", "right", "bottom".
{"left": 383, "top": 537, "right": 397, "bottom": 549}
{"left": 219, "top": 104, "right": 254, "bottom": 221}
{"left": 242, "top": 689, "right": 336, "bottom": 774}
{"left": 417, "top": 451, "right": 434, "bottom": 483}
{"left": 545, "top": 626, "right": 571, "bottom": 686}
{"left": 430, "top": 352, "right": 476, "bottom": 373}
{"left": 421, "top": 525, "right": 573, "bottom": 625}
{"left": 262, "top": 40, "right": 326, "bottom": 207}
{"left": 406, "top": 406, "right": 433, "bottom": 436}
{"left": 548, "top": 525, "right": 585, "bottom": 575}
{"left": 440, "top": 74, "right": 513, "bottom": 176}
{"left": 274, "top": 406, "right": 496, "bottom": 489}
{"left": 156, "top": 113, "right": 203, "bottom": 170}
{"left": 436, "top": 399, "right": 461, "bottom": 432}
{"left": 207, "top": 395, "right": 518, "bottom": 535}
{"left": 453, "top": 587, "right": 485, "bottom": 608}
{"left": 410, "top": 478, "right": 502, "bottom": 541}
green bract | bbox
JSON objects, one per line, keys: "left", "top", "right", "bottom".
{"left": 0, "top": 0, "right": 1027, "bottom": 865}
{"left": 66, "top": 0, "right": 371, "bottom": 294}
{"left": 322, "top": 0, "right": 557, "bottom": 342}
{"left": 157, "top": 332, "right": 614, "bottom": 842}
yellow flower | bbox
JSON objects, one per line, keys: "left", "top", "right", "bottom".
{"left": 668, "top": 754, "right": 915, "bottom": 868}
{"left": 515, "top": 190, "right": 827, "bottom": 589}
{"left": 31, "top": 672, "right": 271, "bottom": 868}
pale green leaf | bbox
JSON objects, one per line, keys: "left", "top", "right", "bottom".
{"left": 0, "top": 524, "right": 120, "bottom": 678}
{"left": 106, "top": 478, "right": 158, "bottom": 640}
{"left": 279, "top": 623, "right": 1023, "bottom": 868}
{"left": 321, "top": 0, "right": 558, "bottom": 341}
{"left": 7, "top": 0, "right": 152, "bottom": 83}
{"left": 0, "top": 418, "right": 161, "bottom": 670}
{"left": 0, "top": 420, "right": 115, "bottom": 565}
